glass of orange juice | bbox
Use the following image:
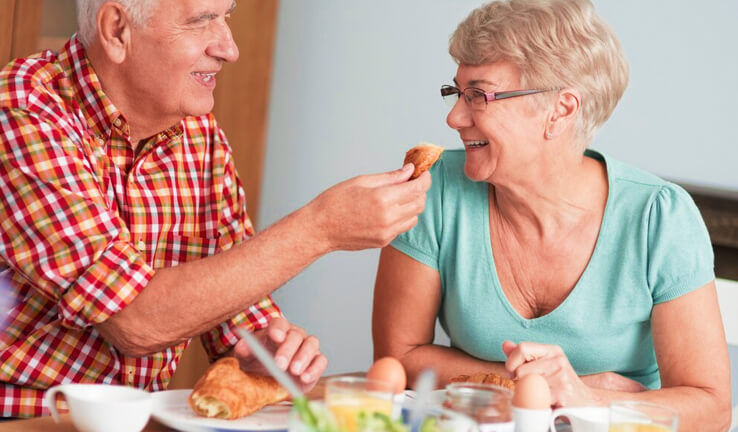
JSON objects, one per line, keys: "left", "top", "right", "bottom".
{"left": 324, "top": 376, "right": 395, "bottom": 432}
{"left": 609, "top": 401, "right": 678, "bottom": 432}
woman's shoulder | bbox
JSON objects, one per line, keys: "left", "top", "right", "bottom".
{"left": 591, "top": 149, "right": 691, "bottom": 205}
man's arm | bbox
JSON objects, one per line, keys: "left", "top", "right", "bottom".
{"left": 96, "top": 166, "right": 431, "bottom": 356}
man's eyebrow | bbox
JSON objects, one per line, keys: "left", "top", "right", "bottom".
{"left": 185, "top": 1, "right": 237, "bottom": 24}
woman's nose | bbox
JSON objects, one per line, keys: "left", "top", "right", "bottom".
{"left": 446, "top": 98, "right": 473, "bottom": 130}
{"left": 207, "top": 21, "right": 239, "bottom": 63}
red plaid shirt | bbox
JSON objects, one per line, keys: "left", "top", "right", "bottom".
{"left": 0, "top": 36, "right": 281, "bottom": 417}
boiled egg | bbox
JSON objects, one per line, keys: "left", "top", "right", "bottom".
{"left": 366, "top": 357, "right": 407, "bottom": 394}
{"left": 511, "top": 374, "right": 551, "bottom": 409}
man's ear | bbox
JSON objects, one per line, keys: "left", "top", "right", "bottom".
{"left": 544, "top": 88, "right": 581, "bottom": 140}
{"left": 96, "top": 2, "right": 133, "bottom": 64}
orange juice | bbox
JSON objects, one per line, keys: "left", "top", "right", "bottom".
{"left": 325, "top": 393, "right": 393, "bottom": 432}
{"left": 609, "top": 424, "right": 674, "bottom": 432}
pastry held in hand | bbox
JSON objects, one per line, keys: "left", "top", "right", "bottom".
{"left": 403, "top": 142, "right": 444, "bottom": 179}
{"left": 189, "top": 357, "right": 290, "bottom": 420}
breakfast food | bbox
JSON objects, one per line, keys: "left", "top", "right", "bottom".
{"left": 366, "top": 357, "right": 407, "bottom": 394}
{"left": 403, "top": 142, "right": 444, "bottom": 179}
{"left": 511, "top": 374, "right": 550, "bottom": 409}
{"left": 189, "top": 357, "right": 290, "bottom": 420}
{"left": 448, "top": 372, "right": 516, "bottom": 390}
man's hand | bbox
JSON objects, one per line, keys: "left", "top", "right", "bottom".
{"left": 234, "top": 317, "right": 328, "bottom": 393}
{"left": 309, "top": 164, "right": 431, "bottom": 252}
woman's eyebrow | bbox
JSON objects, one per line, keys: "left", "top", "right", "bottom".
{"left": 468, "top": 79, "right": 498, "bottom": 88}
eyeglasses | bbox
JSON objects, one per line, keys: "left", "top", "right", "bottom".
{"left": 440, "top": 85, "right": 557, "bottom": 110}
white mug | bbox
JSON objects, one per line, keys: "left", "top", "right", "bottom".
{"left": 549, "top": 407, "right": 609, "bottom": 432}
{"left": 45, "top": 383, "right": 152, "bottom": 432}
{"left": 513, "top": 407, "right": 552, "bottom": 432}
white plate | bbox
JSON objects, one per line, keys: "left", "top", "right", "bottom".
{"left": 151, "top": 389, "right": 291, "bottom": 432}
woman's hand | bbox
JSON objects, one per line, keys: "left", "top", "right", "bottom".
{"left": 503, "top": 340, "right": 600, "bottom": 407}
{"left": 234, "top": 317, "right": 328, "bottom": 393}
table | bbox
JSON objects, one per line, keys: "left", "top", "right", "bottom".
{"left": 0, "top": 376, "right": 333, "bottom": 432}
{"left": 0, "top": 374, "right": 570, "bottom": 431}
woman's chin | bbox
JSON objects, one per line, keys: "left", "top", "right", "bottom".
{"left": 464, "top": 163, "right": 491, "bottom": 183}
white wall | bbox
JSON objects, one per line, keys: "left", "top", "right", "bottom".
{"left": 260, "top": 1, "right": 738, "bottom": 375}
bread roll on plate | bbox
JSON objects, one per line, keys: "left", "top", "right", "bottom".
{"left": 189, "top": 357, "right": 290, "bottom": 420}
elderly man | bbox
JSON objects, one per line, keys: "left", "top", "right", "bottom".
{"left": 0, "top": 0, "right": 430, "bottom": 417}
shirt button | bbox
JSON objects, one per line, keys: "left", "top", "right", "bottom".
{"left": 113, "top": 117, "right": 122, "bottom": 128}
{"left": 137, "top": 240, "right": 145, "bottom": 252}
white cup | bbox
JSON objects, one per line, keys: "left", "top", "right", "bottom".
{"left": 512, "top": 407, "right": 551, "bottom": 432}
{"left": 45, "top": 383, "right": 152, "bottom": 432}
{"left": 549, "top": 407, "right": 609, "bottom": 432}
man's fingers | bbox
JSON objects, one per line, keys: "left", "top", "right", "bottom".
{"left": 360, "top": 164, "right": 414, "bottom": 188}
{"left": 289, "top": 335, "right": 320, "bottom": 375}
{"left": 273, "top": 328, "right": 307, "bottom": 370}
{"left": 300, "top": 354, "right": 328, "bottom": 384}
{"left": 233, "top": 339, "right": 251, "bottom": 359}
{"left": 377, "top": 170, "right": 431, "bottom": 205}
{"left": 267, "top": 317, "right": 290, "bottom": 343}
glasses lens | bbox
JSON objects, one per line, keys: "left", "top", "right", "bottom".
{"left": 441, "top": 85, "right": 460, "bottom": 107}
{"left": 463, "top": 88, "right": 487, "bottom": 110}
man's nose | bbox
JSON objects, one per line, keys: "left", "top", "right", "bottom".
{"left": 446, "top": 98, "right": 473, "bottom": 130}
{"left": 208, "top": 21, "right": 239, "bottom": 63}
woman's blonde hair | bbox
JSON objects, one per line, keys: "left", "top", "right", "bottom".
{"left": 450, "top": 0, "right": 629, "bottom": 143}
{"left": 76, "top": 0, "right": 158, "bottom": 47}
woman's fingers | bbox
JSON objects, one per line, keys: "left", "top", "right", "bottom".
{"left": 504, "top": 341, "right": 562, "bottom": 372}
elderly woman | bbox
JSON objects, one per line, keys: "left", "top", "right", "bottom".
{"left": 372, "top": 0, "right": 731, "bottom": 430}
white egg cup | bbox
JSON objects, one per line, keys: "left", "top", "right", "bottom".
{"left": 512, "top": 406, "right": 552, "bottom": 432}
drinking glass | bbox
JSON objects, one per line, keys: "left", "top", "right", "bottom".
{"left": 288, "top": 400, "right": 478, "bottom": 432}
{"left": 324, "top": 376, "right": 395, "bottom": 432}
{"left": 609, "top": 401, "right": 678, "bottom": 432}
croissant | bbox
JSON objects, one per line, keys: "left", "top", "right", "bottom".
{"left": 188, "top": 357, "right": 290, "bottom": 420}
{"left": 449, "top": 372, "right": 516, "bottom": 390}
{"left": 403, "top": 142, "right": 444, "bottom": 179}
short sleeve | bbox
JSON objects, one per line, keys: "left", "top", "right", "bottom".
{"left": 390, "top": 157, "right": 445, "bottom": 270}
{"left": 646, "top": 183, "right": 714, "bottom": 304}
{"left": 0, "top": 108, "right": 153, "bottom": 329}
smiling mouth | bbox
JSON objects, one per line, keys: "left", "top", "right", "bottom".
{"left": 192, "top": 72, "right": 217, "bottom": 84}
{"left": 464, "top": 140, "right": 489, "bottom": 148}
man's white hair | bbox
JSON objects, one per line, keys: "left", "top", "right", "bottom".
{"left": 76, "top": 0, "right": 158, "bottom": 47}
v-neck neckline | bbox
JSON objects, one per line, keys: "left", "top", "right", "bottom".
{"left": 481, "top": 149, "right": 612, "bottom": 326}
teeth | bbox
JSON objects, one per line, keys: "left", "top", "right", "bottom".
{"left": 194, "top": 72, "right": 215, "bottom": 82}
{"left": 465, "top": 140, "right": 489, "bottom": 148}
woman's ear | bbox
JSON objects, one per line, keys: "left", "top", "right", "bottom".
{"left": 96, "top": 2, "right": 133, "bottom": 64}
{"left": 544, "top": 88, "right": 581, "bottom": 140}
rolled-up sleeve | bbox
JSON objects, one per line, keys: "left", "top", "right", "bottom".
{"left": 0, "top": 108, "right": 153, "bottom": 329}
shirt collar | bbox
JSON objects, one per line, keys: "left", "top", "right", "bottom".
{"left": 58, "top": 35, "right": 184, "bottom": 144}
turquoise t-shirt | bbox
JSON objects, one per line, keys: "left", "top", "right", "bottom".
{"left": 390, "top": 149, "right": 714, "bottom": 389}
